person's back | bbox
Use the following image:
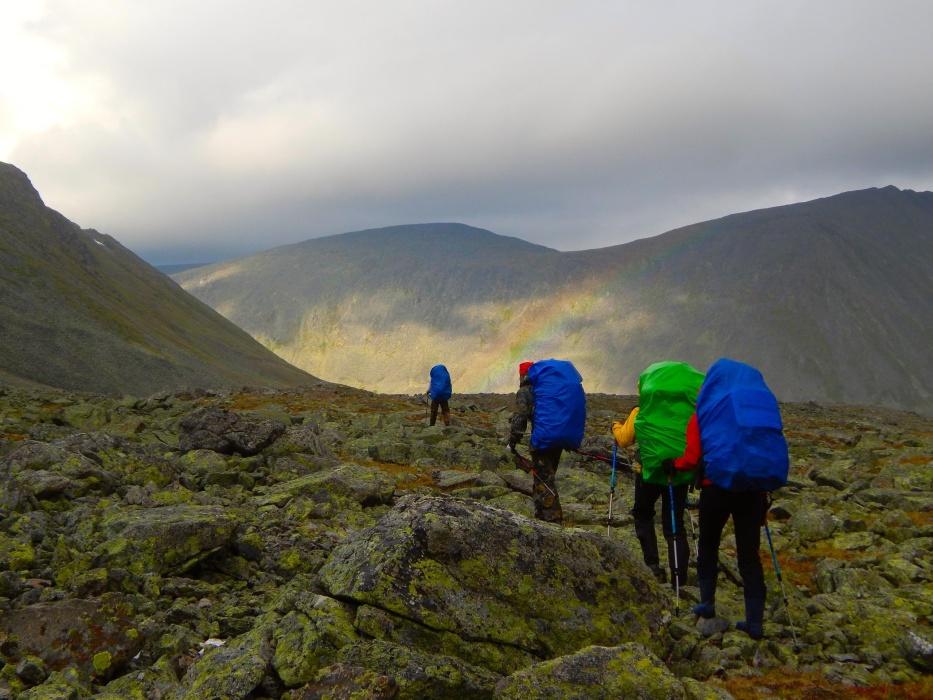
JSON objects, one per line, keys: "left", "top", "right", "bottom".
{"left": 674, "top": 357, "right": 789, "bottom": 639}
{"left": 427, "top": 364, "right": 452, "bottom": 426}
{"left": 613, "top": 361, "right": 703, "bottom": 588}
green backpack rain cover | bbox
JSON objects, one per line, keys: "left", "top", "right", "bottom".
{"left": 634, "top": 361, "right": 705, "bottom": 486}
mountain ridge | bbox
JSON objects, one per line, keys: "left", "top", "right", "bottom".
{"left": 175, "top": 187, "right": 933, "bottom": 413}
{"left": 0, "top": 162, "right": 320, "bottom": 395}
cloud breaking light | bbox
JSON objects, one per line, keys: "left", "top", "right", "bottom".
{"left": 2, "top": 0, "right": 933, "bottom": 263}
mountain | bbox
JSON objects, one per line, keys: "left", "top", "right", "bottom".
{"left": 174, "top": 189, "right": 933, "bottom": 413}
{"left": 0, "top": 162, "right": 318, "bottom": 394}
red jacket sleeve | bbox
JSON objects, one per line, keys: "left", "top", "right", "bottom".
{"left": 674, "top": 413, "right": 702, "bottom": 470}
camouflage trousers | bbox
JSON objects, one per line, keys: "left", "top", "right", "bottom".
{"left": 530, "top": 447, "right": 563, "bottom": 523}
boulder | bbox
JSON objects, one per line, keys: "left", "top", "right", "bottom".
{"left": 788, "top": 506, "right": 839, "bottom": 542}
{"left": 284, "top": 663, "right": 398, "bottom": 700}
{"left": 176, "top": 621, "right": 275, "bottom": 700}
{"left": 272, "top": 594, "right": 360, "bottom": 687}
{"left": 0, "top": 596, "right": 140, "bottom": 677}
{"left": 354, "top": 605, "right": 535, "bottom": 675}
{"left": 178, "top": 407, "right": 285, "bottom": 456}
{"left": 320, "top": 495, "right": 668, "bottom": 660}
{"left": 336, "top": 640, "right": 500, "bottom": 700}
{"left": 493, "top": 644, "right": 688, "bottom": 700}
{"left": 256, "top": 464, "right": 395, "bottom": 510}
{"left": 96, "top": 504, "right": 237, "bottom": 575}
{"left": 901, "top": 630, "right": 933, "bottom": 673}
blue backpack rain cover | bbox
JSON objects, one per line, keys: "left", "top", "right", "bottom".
{"left": 428, "top": 365, "right": 452, "bottom": 401}
{"left": 696, "top": 358, "right": 789, "bottom": 492}
{"left": 527, "top": 359, "right": 586, "bottom": 450}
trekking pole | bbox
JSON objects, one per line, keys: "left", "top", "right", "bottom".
{"left": 574, "top": 448, "right": 634, "bottom": 472}
{"left": 510, "top": 446, "right": 557, "bottom": 498}
{"left": 607, "top": 444, "right": 618, "bottom": 537}
{"left": 764, "top": 521, "right": 801, "bottom": 651}
{"left": 668, "top": 477, "right": 680, "bottom": 611}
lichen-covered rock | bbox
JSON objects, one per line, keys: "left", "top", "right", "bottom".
{"left": 355, "top": 605, "right": 535, "bottom": 675}
{"left": 788, "top": 506, "right": 839, "bottom": 542}
{"left": 284, "top": 663, "right": 399, "bottom": 700}
{"left": 272, "top": 594, "right": 360, "bottom": 687}
{"left": 15, "top": 669, "right": 86, "bottom": 700}
{"left": 337, "top": 640, "right": 500, "bottom": 700}
{"left": 178, "top": 407, "right": 285, "bottom": 456}
{"left": 95, "top": 655, "right": 180, "bottom": 699}
{"left": 320, "top": 495, "right": 668, "bottom": 660}
{"left": 493, "top": 644, "right": 687, "bottom": 699}
{"left": 901, "top": 629, "right": 933, "bottom": 673}
{"left": 0, "top": 596, "right": 140, "bottom": 678}
{"left": 175, "top": 620, "right": 275, "bottom": 700}
{"left": 95, "top": 504, "right": 237, "bottom": 575}
{"left": 256, "top": 464, "right": 395, "bottom": 510}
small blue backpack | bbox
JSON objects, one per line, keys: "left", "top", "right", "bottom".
{"left": 696, "top": 358, "right": 789, "bottom": 492}
{"left": 428, "top": 365, "right": 452, "bottom": 401}
{"left": 527, "top": 359, "right": 586, "bottom": 450}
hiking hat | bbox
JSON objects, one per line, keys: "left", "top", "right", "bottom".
{"left": 519, "top": 361, "right": 534, "bottom": 377}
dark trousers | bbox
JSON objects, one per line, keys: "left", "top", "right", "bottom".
{"left": 430, "top": 399, "right": 450, "bottom": 426}
{"left": 631, "top": 472, "right": 689, "bottom": 586}
{"left": 530, "top": 447, "right": 563, "bottom": 523}
{"left": 697, "top": 485, "right": 767, "bottom": 605}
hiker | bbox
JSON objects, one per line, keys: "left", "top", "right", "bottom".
{"left": 667, "top": 358, "right": 789, "bottom": 639}
{"left": 611, "top": 362, "right": 704, "bottom": 588}
{"left": 427, "top": 364, "right": 452, "bottom": 426}
{"left": 509, "top": 359, "right": 586, "bottom": 523}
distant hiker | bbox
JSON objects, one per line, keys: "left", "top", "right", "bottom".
{"left": 611, "top": 362, "right": 704, "bottom": 589}
{"left": 427, "top": 364, "right": 452, "bottom": 426}
{"left": 509, "top": 359, "right": 586, "bottom": 523}
{"left": 668, "top": 358, "right": 789, "bottom": 639}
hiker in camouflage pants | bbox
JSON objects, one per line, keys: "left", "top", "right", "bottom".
{"left": 508, "top": 362, "right": 563, "bottom": 523}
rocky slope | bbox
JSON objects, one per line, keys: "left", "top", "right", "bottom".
{"left": 174, "top": 189, "right": 933, "bottom": 413}
{"left": 0, "top": 162, "right": 317, "bottom": 394}
{"left": 0, "top": 385, "right": 930, "bottom": 698}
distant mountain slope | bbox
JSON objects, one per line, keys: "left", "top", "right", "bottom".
{"left": 175, "top": 192, "right": 933, "bottom": 413}
{"left": 0, "top": 162, "right": 318, "bottom": 394}
{"left": 155, "top": 263, "right": 209, "bottom": 275}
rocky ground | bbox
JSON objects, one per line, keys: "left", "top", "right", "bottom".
{"left": 0, "top": 383, "right": 930, "bottom": 699}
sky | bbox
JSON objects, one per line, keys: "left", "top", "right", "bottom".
{"left": 2, "top": 1, "right": 933, "bottom": 264}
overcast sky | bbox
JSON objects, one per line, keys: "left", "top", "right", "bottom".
{"left": 3, "top": 1, "right": 932, "bottom": 264}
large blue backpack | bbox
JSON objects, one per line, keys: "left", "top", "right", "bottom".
{"left": 428, "top": 365, "right": 452, "bottom": 401}
{"left": 696, "top": 358, "right": 789, "bottom": 492}
{"left": 527, "top": 359, "right": 586, "bottom": 451}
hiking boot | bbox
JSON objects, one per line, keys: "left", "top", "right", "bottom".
{"left": 650, "top": 565, "right": 666, "bottom": 583}
{"left": 692, "top": 577, "right": 716, "bottom": 619}
{"left": 737, "top": 596, "right": 765, "bottom": 639}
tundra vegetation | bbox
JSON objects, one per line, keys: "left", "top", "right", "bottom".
{"left": 0, "top": 384, "right": 930, "bottom": 699}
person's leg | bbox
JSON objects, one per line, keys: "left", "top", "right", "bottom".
{"left": 661, "top": 483, "right": 690, "bottom": 589}
{"left": 531, "top": 448, "right": 563, "bottom": 523}
{"left": 631, "top": 474, "right": 664, "bottom": 580}
{"left": 440, "top": 399, "right": 450, "bottom": 426}
{"left": 429, "top": 399, "right": 439, "bottom": 426}
{"left": 733, "top": 492, "right": 767, "bottom": 639}
{"left": 694, "top": 485, "right": 731, "bottom": 618}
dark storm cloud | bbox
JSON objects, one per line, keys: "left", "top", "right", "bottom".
{"left": 4, "top": 1, "right": 933, "bottom": 262}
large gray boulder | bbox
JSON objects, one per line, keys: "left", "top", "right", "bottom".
{"left": 179, "top": 407, "right": 285, "bottom": 456}
{"left": 493, "top": 644, "right": 691, "bottom": 700}
{"left": 320, "top": 495, "right": 668, "bottom": 662}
